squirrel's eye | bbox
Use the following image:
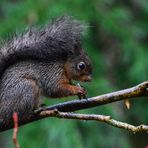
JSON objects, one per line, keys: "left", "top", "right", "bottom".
{"left": 77, "top": 62, "right": 86, "bottom": 70}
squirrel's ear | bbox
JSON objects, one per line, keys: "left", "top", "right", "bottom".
{"left": 74, "top": 41, "right": 84, "bottom": 52}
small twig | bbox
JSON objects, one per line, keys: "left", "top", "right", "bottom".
{"left": 12, "top": 112, "right": 20, "bottom": 148}
{"left": 41, "top": 110, "right": 148, "bottom": 133}
{"left": 41, "top": 110, "right": 111, "bottom": 121}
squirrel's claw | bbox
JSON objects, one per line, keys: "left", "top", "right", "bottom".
{"left": 78, "top": 93, "right": 87, "bottom": 100}
{"left": 34, "top": 104, "right": 47, "bottom": 114}
{"left": 76, "top": 83, "right": 87, "bottom": 100}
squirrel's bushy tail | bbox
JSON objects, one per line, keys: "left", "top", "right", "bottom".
{"left": 0, "top": 15, "right": 85, "bottom": 78}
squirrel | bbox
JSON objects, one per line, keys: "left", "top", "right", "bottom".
{"left": 0, "top": 16, "right": 92, "bottom": 122}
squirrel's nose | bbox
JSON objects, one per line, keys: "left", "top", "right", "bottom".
{"left": 86, "top": 75, "right": 92, "bottom": 82}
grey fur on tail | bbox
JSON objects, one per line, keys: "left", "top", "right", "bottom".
{"left": 0, "top": 15, "right": 86, "bottom": 78}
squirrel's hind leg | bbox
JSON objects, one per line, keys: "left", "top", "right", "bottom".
{"left": 0, "top": 77, "right": 41, "bottom": 121}
{"left": 12, "top": 78, "right": 41, "bottom": 116}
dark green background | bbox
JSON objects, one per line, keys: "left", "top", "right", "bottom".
{"left": 0, "top": 0, "right": 148, "bottom": 148}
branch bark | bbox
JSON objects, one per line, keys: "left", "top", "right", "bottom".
{"left": 41, "top": 110, "right": 148, "bottom": 133}
{"left": 0, "top": 81, "right": 147, "bottom": 132}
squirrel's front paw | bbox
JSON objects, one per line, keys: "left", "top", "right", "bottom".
{"left": 76, "top": 83, "right": 87, "bottom": 100}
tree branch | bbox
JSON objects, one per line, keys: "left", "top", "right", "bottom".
{"left": 45, "top": 81, "right": 148, "bottom": 112}
{"left": 40, "top": 109, "right": 148, "bottom": 133}
{"left": 0, "top": 81, "right": 147, "bottom": 132}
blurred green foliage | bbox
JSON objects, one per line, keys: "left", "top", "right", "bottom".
{"left": 0, "top": 0, "right": 148, "bottom": 148}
